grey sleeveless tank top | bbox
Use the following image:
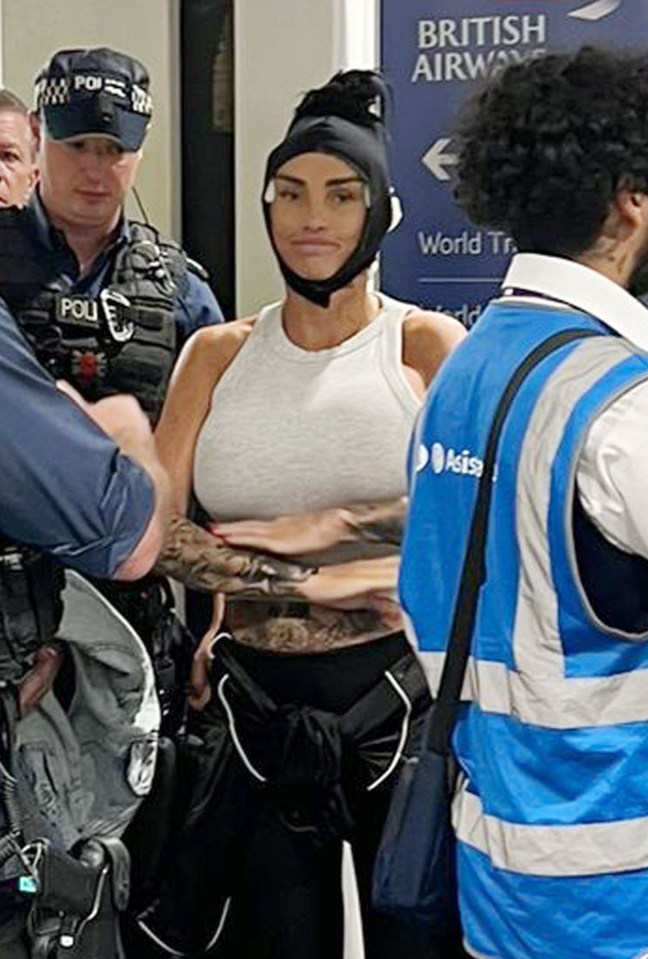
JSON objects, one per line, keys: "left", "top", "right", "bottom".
{"left": 193, "top": 294, "right": 420, "bottom": 564}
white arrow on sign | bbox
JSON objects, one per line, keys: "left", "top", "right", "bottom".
{"left": 568, "top": 0, "right": 621, "bottom": 20}
{"left": 422, "top": 138, "right": 458, "bottom": 182}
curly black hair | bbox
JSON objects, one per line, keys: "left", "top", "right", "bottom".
{"left": 293, "top": 70, "right": 389, "bottom": 130}
{"left": 454, "top": 46, "right": 648, "bottom": 256}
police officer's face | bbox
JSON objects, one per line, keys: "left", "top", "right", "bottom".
{"left": 268, "top": 152, "right": 368, "bottom": 281}
{"left": 37, "top": 133, "right": 141, "bottom": 232}
{"left": 0, "top": 110, "right": 37, "bottom": 207}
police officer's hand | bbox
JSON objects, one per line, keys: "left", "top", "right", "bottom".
{"left": 19, "top": 644, "right": 63, "bottom": 716}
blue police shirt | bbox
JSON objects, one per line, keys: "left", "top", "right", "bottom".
{"left": 0, "top": 300, "right": 155, "bottom": 577}
{"left": 0, "top": 300, "right": 157, "bottom": 925}
{"left": 27, "top": 191, "right": 224, "bottom": 339}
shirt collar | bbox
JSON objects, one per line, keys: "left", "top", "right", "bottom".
{"left": 501, "top": 253, "right": 648, "bottom": 354}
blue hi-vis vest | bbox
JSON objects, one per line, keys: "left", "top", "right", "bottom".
{"left": 400, "top": 296, "right": 648, "bottom": 959}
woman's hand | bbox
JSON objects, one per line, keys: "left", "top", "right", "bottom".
{"left": 189, "top": 594, "right": 225, "bottom": 711}
{"left": 208, "top": 509, "right": 349, "bottom": 557}
{"left": 297, "top": 555, "right": 400, "bottom": 608}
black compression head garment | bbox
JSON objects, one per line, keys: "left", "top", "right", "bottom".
{"left": 262, "top": 71, "right": 393, "bottom": 308}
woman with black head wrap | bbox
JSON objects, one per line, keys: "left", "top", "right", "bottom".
{"left": 150, "top": 70, "right": 465, "bottom": 959}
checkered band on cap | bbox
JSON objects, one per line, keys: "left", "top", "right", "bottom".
{"left": 131, "top": 83, "right": 153, "bottom": 116}
{"left": 34, "top": 74, "right": 152, "bottom": 117}
{"left": 34, "top": 76, "right": 71, "bottom": 109}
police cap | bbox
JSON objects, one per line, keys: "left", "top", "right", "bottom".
{"left": 34, "top": 47, "right": 152, "bottom": 151}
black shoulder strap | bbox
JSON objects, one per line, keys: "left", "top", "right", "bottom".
{"left": 428, "top": 327, "right": 598, "bottom": 755}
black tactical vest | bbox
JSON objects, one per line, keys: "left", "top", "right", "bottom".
{"left": 0, "top": 209, "right": 201, "bottom": 697}
{"left": 0, "top": 209, "right": 196, "bottom": 423}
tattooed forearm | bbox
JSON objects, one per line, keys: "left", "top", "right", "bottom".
{"left": 342, "top": 497, "right": 407, "bottom": 546}
{"left": 154, "top": 515, "right": 316, "bottom": 596}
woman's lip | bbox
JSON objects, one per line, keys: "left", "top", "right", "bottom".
{"left": 292, "top": 240, "right": 338, "bottom": 251}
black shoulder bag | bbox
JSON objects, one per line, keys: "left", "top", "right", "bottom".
{"left": 372, "top": 328, "right": 595, "bottom": 930}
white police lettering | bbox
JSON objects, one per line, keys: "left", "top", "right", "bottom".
{"left": 428, "top": 441, "right": 483, "bottom": 478}
{"left": 412, "top": 16, "right": 547, "bottom": 84}
{"left": 73, "top": 74, "right": 103, "bottom": 92}
{"left": 59, "top": 296, "right": 99, "bottom": 325}
{"left": 73, "top": 75, "right": 128, "bottom": 99}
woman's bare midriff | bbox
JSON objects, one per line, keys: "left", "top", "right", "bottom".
{"left": 225, "top": 600, "right": 401, "bottom": 653}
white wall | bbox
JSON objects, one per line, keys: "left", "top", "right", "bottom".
{"left": 0, "top": 0, "right": 180, "bottom": 237}
{"left": 234, "top": 0, "right": 378, "bottom": 316}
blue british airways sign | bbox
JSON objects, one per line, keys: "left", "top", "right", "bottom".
{"left": 380, "top": 0, "right": 645, "bottom": 326}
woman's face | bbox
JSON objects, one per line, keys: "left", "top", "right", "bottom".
{"left": 268, "top": 151, "right": 368, "bottom": 281}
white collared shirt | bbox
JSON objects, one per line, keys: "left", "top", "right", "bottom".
{"left": 501, "top": 253, "right": 648, "bottom": 558}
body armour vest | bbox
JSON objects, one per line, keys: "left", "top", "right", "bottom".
{"left": 0, "top": 208, "right": 189, "bottom": 422}
{"left": 400, "top": 297, "right": 648, "bottom": 959}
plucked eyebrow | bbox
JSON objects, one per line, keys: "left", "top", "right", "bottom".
{"left": 274, "top": 174, "right": 364, "bottom": 187}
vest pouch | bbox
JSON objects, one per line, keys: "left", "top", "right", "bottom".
{"left": 372, "top": 745, "right": 457, "bottom": 931}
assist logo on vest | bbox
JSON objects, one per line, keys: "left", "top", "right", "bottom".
{"left": 416, "top": 441, "right": 484, "bottom": 478}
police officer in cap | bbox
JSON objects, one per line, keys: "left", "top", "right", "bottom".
{"left": 30, "top": 46, "right": 223, "bottom": 361}
{"left": 0, "top": 297, "right": 169, "bottom": 957}
{"left": 2, "top": 47, "right": 225, "bottom": 730}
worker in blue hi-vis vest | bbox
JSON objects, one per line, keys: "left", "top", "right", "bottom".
{"left": 400, "top": 45, "right": 648, "bottom": 959}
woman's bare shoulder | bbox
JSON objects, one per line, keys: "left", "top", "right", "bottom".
{"left": 181, "top": 315, "right": 258, "bottom": 378}
{"left": 402, "top": 307, "right": 467, "bottom": 387}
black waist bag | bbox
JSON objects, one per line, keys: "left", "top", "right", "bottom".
{"left": 372, "top": 328, "right": 596, "bottom": 931}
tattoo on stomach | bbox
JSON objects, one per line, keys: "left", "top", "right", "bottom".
{"left": 224, "top": 602, "right": 398, "bottom": 653}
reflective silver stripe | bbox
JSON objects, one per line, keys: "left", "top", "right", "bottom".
{"left": 418, "top": 649, "right": 443, "bottom": 696}
{"left": 419, "top": 650, "right": 648, "bottom": 728}
{"left": 453, "top": 782, "right": 648, "bottom": 877}
{"left": 513, "top": 336, "right": 640, "bottom": 676}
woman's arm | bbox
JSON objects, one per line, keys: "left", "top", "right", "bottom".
{"left": 209, "top": 498, "right": 407, "bottom": 556}
{"left": 402, "top": 308, "right": 467, "bottom": 391}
